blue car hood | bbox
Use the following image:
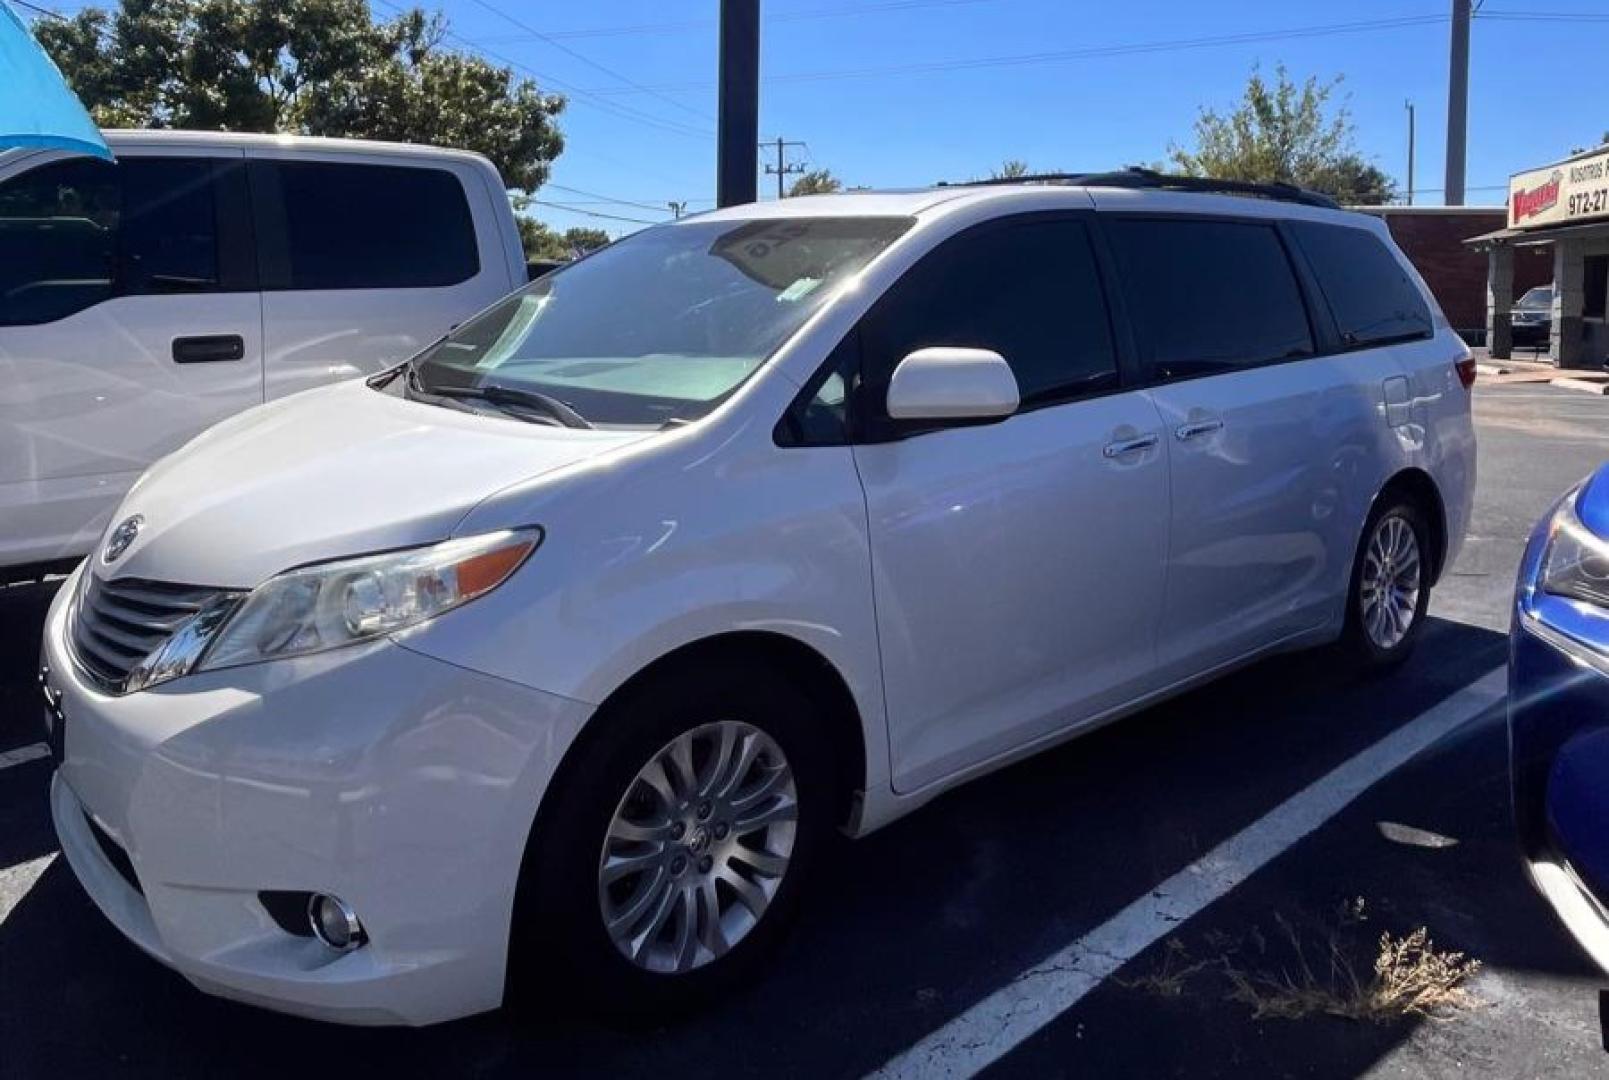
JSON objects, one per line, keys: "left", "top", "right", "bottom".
{"left": 1578, "top": 462, "right": 1609, "bottom": 537}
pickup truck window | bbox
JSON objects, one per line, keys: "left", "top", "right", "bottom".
{"left": 0, "top": 156, "right": 224, "bottom": 326}
{"left": 408, "top": 215, "right": 913, "bottom": 427}
{"left": 251, "top": 160, "right": 479, "bottom": 291}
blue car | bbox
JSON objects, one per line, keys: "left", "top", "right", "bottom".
{"left": 1512, "top": 461, "right": 1609, "bottom": 972}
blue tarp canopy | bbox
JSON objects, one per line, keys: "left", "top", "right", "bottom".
{"left": 0, "top": 0, "right": 111, "bottom": 159}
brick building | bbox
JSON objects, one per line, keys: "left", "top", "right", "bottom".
{"left": 1354, "top": 205, "right": 1552, "bottom": 343}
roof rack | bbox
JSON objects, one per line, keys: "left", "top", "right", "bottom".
{"left": 946, "top": 167, "right": 1340, "bottom": 210}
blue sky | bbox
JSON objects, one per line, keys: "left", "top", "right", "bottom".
{"left": 423, "top": 0, "right": 1608, "bottom": 237}
{"left": 32, "top": 0, "right": 1608, "bottom": 232}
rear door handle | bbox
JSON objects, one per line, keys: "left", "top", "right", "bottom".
{"left": 1174, "top": 418, "right": 1224, "bottom": 441}
{"left": 172, "top": 335, "right": 245, "bottom": 364}
{"left": 1102, "top": 434, "right": 1159, "bottom": 458}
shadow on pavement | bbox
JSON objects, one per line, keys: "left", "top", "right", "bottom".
{"left": 1, "top": 615, "right": 1562, "bottom": 1079}
{"left": 0, "top": 578, "right": 63, "bottom": 753}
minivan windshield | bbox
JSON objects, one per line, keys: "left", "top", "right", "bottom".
{"left": 408, "top": 215, "right": 913, "bottom": 426}
{"left": 1517, "top": 285, "right": 1554, "bottom": 311}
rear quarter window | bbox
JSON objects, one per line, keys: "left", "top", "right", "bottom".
{"left": 1291, "top": 221, "right": 1433, "bottom": 348}
{"left": 252, "top": 160, "right": 480, "bottom": 291}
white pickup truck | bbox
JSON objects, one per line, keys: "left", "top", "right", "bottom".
{"left": 0, "top": 130, "right": 530, "bottom": 580}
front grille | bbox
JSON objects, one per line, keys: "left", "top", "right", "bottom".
{"left": 70, "top": 575, "right": 228, "bottom": 693}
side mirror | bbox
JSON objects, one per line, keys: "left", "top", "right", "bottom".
{"left": 885, "top": 347, "right": 1019, "bottom": 422}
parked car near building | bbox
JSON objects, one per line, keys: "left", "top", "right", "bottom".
{"left": 1512, "top": 285, "right": 1555, "bottom": 348}
{"left": 40, "top": 173, "right": 1475, "bottom": 1025}
{"left": 1510, "top": 463, "right": 1609, "bottom": 974}
{"left": 0, "top": 130, "right": 529, "bottom": 581}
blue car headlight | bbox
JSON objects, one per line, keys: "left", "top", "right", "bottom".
{"left": 1540, "top": 494, "right": 1609, "bottom": 610}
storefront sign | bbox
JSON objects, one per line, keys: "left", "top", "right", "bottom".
{"left": 1509, "top": 146, "right": 1609, "bottom": 229}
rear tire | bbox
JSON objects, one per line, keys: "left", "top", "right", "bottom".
{"left": 509, "top": 662, "right": 832, "bottom": 1019}
{"left": 1339, "top": 495, "right": 1432, "bottom": 670}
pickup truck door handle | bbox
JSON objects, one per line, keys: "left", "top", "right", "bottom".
{"left": 172, "top": 335, "right": 245, "bottom": 364}
{"left": 1102, "top": 433, "right": 1160, "bottom": 458}
{"left": 1174, "top": 418, "right": 1224, "bottom": 441}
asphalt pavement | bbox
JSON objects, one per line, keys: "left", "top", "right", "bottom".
{"left": 2, "top": 381, "right": 1607, "bottom": 1079}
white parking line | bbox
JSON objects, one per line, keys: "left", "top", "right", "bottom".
{"left": 869, "top": 665, "right": 1508, "bottom": 1080}
{"left": 0, "top": 742, "right": 49, "bottom": 771}
{"left": 0, "top": 854, "right": 56, "bottom": 924}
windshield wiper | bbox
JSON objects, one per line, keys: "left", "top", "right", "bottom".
{"left": 424, "top": 381, "right": 593, "bottom": 429}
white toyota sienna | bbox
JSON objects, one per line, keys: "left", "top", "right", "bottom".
{"left": 40, "top": 173, "right": 1476, "bottom": 1026}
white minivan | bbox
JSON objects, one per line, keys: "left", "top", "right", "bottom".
{"left": 41, "top": 173, "right": 1476, "bottom": 1026}
{"left": 0, "top": 130, "right": 528, "bottom": 579}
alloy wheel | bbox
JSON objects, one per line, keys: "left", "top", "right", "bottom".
{"left": 1360, "top": 512, "right": 1422, "bottom": 651}
{"left": 598, "top": 720, "right": 798, "bottom": 974}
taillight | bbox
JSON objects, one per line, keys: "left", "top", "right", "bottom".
{"left": 1455, "top": 357, "right": 1477, "bottom": 389}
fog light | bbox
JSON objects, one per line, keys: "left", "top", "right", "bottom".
{"left": 307, "top": 893, "right": 364, "bottom": 951}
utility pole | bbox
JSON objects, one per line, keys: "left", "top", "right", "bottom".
{"left": 668, "top": 200, "right": 687, "bottom": 219}
{"left": 1444, "top": 0, "right": 1471, "bottom": 206}
{"left": 1405, "top": 100, "right": 1416, "bottom": 206}
{"left": 716, "top": 0, "right": 759, "bottom": 208}
{"left": 763, "top": 136, "right": 807, "bottom": 198}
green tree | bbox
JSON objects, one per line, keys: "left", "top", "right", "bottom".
{"left": 33, "top": 0, "right": 564, "bottom": 192}
{"left": 991, "top": 159, "right": 1030, "bottom": 179}
{"left": 1169, "top": 65, "right": 1394, "bottom": 205}
{"left": 517, "top": 218, "right": 613, "bottom": 262}
{"left": 787, "top": 168, "right": 842, "bottom": 196}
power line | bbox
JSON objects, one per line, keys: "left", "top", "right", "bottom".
{"left": 460, "top": 0, "right": 716, "bottom": 125}
{"left": 1478, "top": 9, "right": 1609, "bottom": 21}
{"left": 11, "top": 0, "right": 68, "bottom": 20}
{"left": 1405, "top": 184, "right": 1507, "bottom": 194}
{"left": 542, "top": 182, "right": 679, "bottom": 212}
{"left": 368, "top": 0, "right": 714, "bottom": 142}
{"left": 477, "top": 0, "right": 996, "bottom": 43}
{"left": 577, "top": 14, "right": 1454, "bottom": 96}
{"left": 525, "top": 199, "right": 661, "bottom": 225}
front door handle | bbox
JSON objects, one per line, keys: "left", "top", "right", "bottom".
{"left": 1174, "top": 418, "right": 1224, "bottom": 441}
{"left": 1102, "top": 433, "right": 1159, "bottom": 458}
{"left": 172, "top": 335, "right": 245, "bottom": 364}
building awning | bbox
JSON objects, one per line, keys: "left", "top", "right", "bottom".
{"left": 1467, "top": 218, "right": 1609, "bottom": 249}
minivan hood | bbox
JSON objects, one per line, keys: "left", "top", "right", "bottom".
{"left": 100, "top": 378, "right": 649, "bottom": 587}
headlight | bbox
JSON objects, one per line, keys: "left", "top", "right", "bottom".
{"left": 1541, "top": 495, "right": 1609, "bottom": 609}
{"left": 194, "top": 527, "right": 541, "bottom": 675}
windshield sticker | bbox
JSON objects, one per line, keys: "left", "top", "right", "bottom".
{"left": 777, "top": 277, "right": 822, "bottom": 303}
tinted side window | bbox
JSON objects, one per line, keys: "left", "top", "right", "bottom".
{"left": 862, "top": 218, "right": 1117, "bottom": 413}
{"left": 256, "top": 161, "right": 479, "bottom": 290}
{"left": 0, "top": 158, "right": 119, "bottom": 325}
{"left": 1107, "top": 218, "right": 1313, "bottom": 381}
{"left": 121, "top": 158, "right": 220, "bottom": 294}
{"left": 1291, "top": 221, "right": 1432, "bottom": 347}
{"left": 0, "top": 157, "right": 225, "bottom": 326}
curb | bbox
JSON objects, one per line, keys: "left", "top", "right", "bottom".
{"left": 1551, "top": 377, "right": 1609, "bottom": 396}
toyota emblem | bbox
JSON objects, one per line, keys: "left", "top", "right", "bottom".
{"left": 103, "top": 514, "right": 143, "bottom": 563}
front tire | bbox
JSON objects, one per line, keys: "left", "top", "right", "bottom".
{"left": 1340, "top": 496, "right": 1432, "bottom": 669}
{"left": 510, "top": 663, "right": 832, "bottom": 1019}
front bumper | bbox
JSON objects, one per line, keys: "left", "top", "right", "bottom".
{"left": 42, "top": 569, "right": 593, "bottom": 1025}
{"left": 1510, "top": 507, "right": 1609, "bottom": 976}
